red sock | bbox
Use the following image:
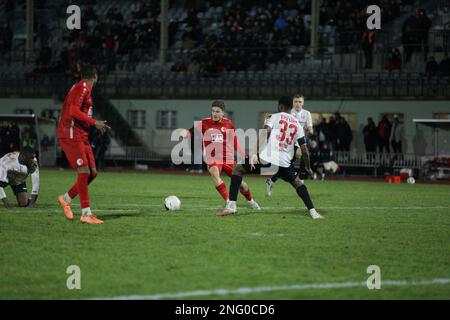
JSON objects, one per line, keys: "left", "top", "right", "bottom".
{"left": 215, "top": 182, "right": 229, "bottom": 201}
{"left": 77, "top": 172, "right": 90, "bottom": 209}
{"left": 67, "top": 172, "right": 97, "bottom": 199}
{"left": 68, "top": 182, "right": 78, "bottom": 199}
{"left": 240, "top": 187, "right": 253, "bottom": 201}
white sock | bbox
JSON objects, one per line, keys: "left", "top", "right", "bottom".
{"left": 63, "top": 193, "right": 72, "bottom": 204}
{"left": 309, "top": 208, "right": 318, "bottom": 215}
{"left": 226, "top": 201, "right": 236, "bottom": 210}
{"left": 81, "top": 207, "right": 92, "bottom": 216}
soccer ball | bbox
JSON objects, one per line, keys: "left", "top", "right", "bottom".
{"left": 407, "top": 177, "right": 416, "bottom": 184}
{"left": 164, "top": 196, "right": 181, "bottom": 211}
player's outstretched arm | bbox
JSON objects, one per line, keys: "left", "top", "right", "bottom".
{"left": 0, "top": 187, "right": 12, "bottom": 209}
{"left": 300, "top": 142, "right": 314, "bottom": 179}
{"left": 27, "top": 159, "right": 40, "bottom": 207}
{"left": 95, "top": 120, "right": 111, "bottom": 135}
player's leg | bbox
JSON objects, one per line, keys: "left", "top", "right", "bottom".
{"left": 62, "top": 152, "right": 98, "bottom": 203}
{"left": 13, "top": 183, "right": 30, "bottom": 207}
{"left": 57, "top": 140, "right": 102, "bottom": 224}
{"left": 208, "top": 164, "right": 228, "bottom": 201}
{"left": 57, "top": 139, "right": 79, "bottom": 220}
{"left": 79, "top": 143, "right": 103, "bottom": 224}
{"left": 288, "top": 176, "right": 324, "bottom": 220}
{"left": 225, "top": 163, "right": 260, "bottom": 210}
{"left": 265, "top": 174, "right": 278, "bottom": 197}
{"left": 217, "top": 164, "right": 254, "bottom": 216}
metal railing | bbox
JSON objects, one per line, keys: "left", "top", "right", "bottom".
{"left": 1, "top": 71, "right": 448, "bottom": 99}
{"left": 334, "top": 152, "right": 422, "bottom": 168}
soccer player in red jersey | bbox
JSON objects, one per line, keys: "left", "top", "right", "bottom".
{"left": 186, "top": 100, "right": 260, "bottom": 209}
{"left": 57, "top": 65, "right": 110, "bottom": 224}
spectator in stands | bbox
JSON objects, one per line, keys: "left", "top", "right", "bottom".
{"left": 187, "top": 58, "right": 200, "bottom": 75}
{"left": 316, "top": 117, "right": 330, "bottom": 151}
{"left": 90, "top": 128, "right": 110, "bottom": 170}
{"left": 327, "top": 115, "right": 337, "bottom": 151}
{"left": 335, "top": 116, "right": 352, "bottom": 152}
{"left": 361, "top": 30, "right": 375, "bottom": 69}
{"left": 390, "top": 115, "right": 404, "bottom": 154}
{"left": 362, "top": 117, "right": 378, "bottom": 153}
{"left": 0, "top": 23, "right": 13, "bottom": 55}
{"left": 425, "top": 56, "right": 439, "bottom": 77}
{"left": 378, "top": 115, "right": 391, "bottom": 153}
{"left": 439, "top": 53, "right": 450, "bottom": 76}
{"left": 386, "top": 48, "right": 402, "bottom": 71}
{"left": 402, "top": 14, "right": 420, "bottom": 63}
{"left": 41, "top": 134, "right": 51, "bottom": 152}
{"left": 21, "top": 131, "right": 37, "bottom": 151}
{"left": 417, "top": 9, "right": 432, "bottom": 61}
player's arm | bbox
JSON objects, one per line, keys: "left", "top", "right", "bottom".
{"left": 29, "top": 162, "right": 39, "bottom": 207}
{"left": 299, "top": 137, "right": 314, "bottom": 178}
{"left": 306, "top": 112, "right": 313, "bottom": 135}
{"left": 68, "top": 86, "right": 110, "bottom": 134}
{"left": 0, "top": 183, "right": 12, "bottom": 209}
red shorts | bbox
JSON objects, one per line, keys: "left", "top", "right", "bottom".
{"left": 59, "top": 139, "right": 96, "bottom": 169}
{"left": 207, "top": 162, "right": 236, "bottom": 177}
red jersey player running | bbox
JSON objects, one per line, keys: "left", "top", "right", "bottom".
{"left": 57, "top": 65, "right": 110, "bottom": 224}
{"left": 186, "top": 100, "right": 260, "bottom": 210}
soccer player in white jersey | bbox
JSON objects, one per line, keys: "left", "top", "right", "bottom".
{"left": 291, "top": 94, "right": 313, "bottom": 134}
{"left": 216, "top": 96, "right": 323, "bottom": 219}
{"left": 0, "top": 148, "right": 40, "bottom": 208}
{"left": 266, "top": 94, "right": 313, "bottom": 196}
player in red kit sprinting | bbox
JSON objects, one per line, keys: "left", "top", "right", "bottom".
{"left": 57, "top": 65, "right": 110, "bottom": 224}
{"left": 186, "top": 100, "right": 260, "bottom": 210}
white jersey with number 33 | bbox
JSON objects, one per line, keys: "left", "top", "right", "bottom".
{"left": 259, "top": 112, "right": 305, "bottom": 168}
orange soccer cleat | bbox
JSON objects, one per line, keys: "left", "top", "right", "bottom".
{"left": 80, "top": 214, "right": 104, "bottom": 225}
{"left": 58, "top": 195, "right": 73, "bottom": 220}
{"left": 216, "top": 209, "right": 235, "bottom": 217}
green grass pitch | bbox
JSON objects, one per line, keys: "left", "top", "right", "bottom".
{"left": 0, "top": 170, "right": 449, "bottom": 299}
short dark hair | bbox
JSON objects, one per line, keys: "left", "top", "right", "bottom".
{"left": 81, "top": 64, "right": 97, "bottom": 79}
{"left": 20, "top": 147, "right": 36, "bottom": 159}
{"left": 278, "top": 96, "right": 292, "bottom": 111}
{"left": 293, "top": 94, "right": 304, "bottom": 99}
{"left": 211, "top": 100, "right": 225, "bottom": 111}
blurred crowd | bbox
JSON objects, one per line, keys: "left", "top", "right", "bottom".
{"left": 314, "top": 113, "right": 353, "bottom": 152}
{"left": 1, "top": 0, "right": 418, "bottom": 78}
{"left": 361, "top": 114, "right": 404, "bottom": 154}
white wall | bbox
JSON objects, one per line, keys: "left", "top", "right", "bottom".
{"left": 1, "top": 98, "right": 450, "bottom": 154}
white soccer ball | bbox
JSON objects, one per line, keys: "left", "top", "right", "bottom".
{"left": 164, "top": 196, "right": 181, "bottom": 211}
{"left": 406, "top": 177, "right": 416, "bottom": 184}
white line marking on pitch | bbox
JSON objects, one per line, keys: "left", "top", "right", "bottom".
{"left": 248, "top": 232, "right": 286, "bottom": 237}
{"left": 105, "top": 204, "right": 450, "bottom": 210}
{"left": 92, "top": 278, "right": 450, "bottom": 300}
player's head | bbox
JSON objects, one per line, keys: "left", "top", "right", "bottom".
{"left": 293, "top": 94, "right": 304, "bottom": 112}
{"left": 211, "top": 100, "right": 225, "bottom": 122}
{"left": 81, "top": 64, "right": 98, "bottom": 86}
{"left": 277, "top": 96, "right": 292, "bottom": 113}
{"left": 18, "top": 147, "right": 36, "bottom": 167}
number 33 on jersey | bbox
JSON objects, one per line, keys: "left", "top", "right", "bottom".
{"left": 260, "top": 112, "right": 305, "bottom": 168}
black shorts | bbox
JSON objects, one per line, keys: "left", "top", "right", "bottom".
{"left": 242, "top": 155, "right": 299, "bottom": 183}
{"left": 0, "top": 181, "right": 28, "bottom": 195}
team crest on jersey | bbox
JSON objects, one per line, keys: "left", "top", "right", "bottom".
{"left": 76, "top": 158, "right": 84, "bottom": 166}
{"left": 221, "top": 127, "right": 226, "bottom": 133}
{"left": 212, "top": 133, "right": 224, "bottom": 143}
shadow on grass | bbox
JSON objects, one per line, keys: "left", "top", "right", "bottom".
{"left": 99, "top": 212, "right": 143, "bottom": 220}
